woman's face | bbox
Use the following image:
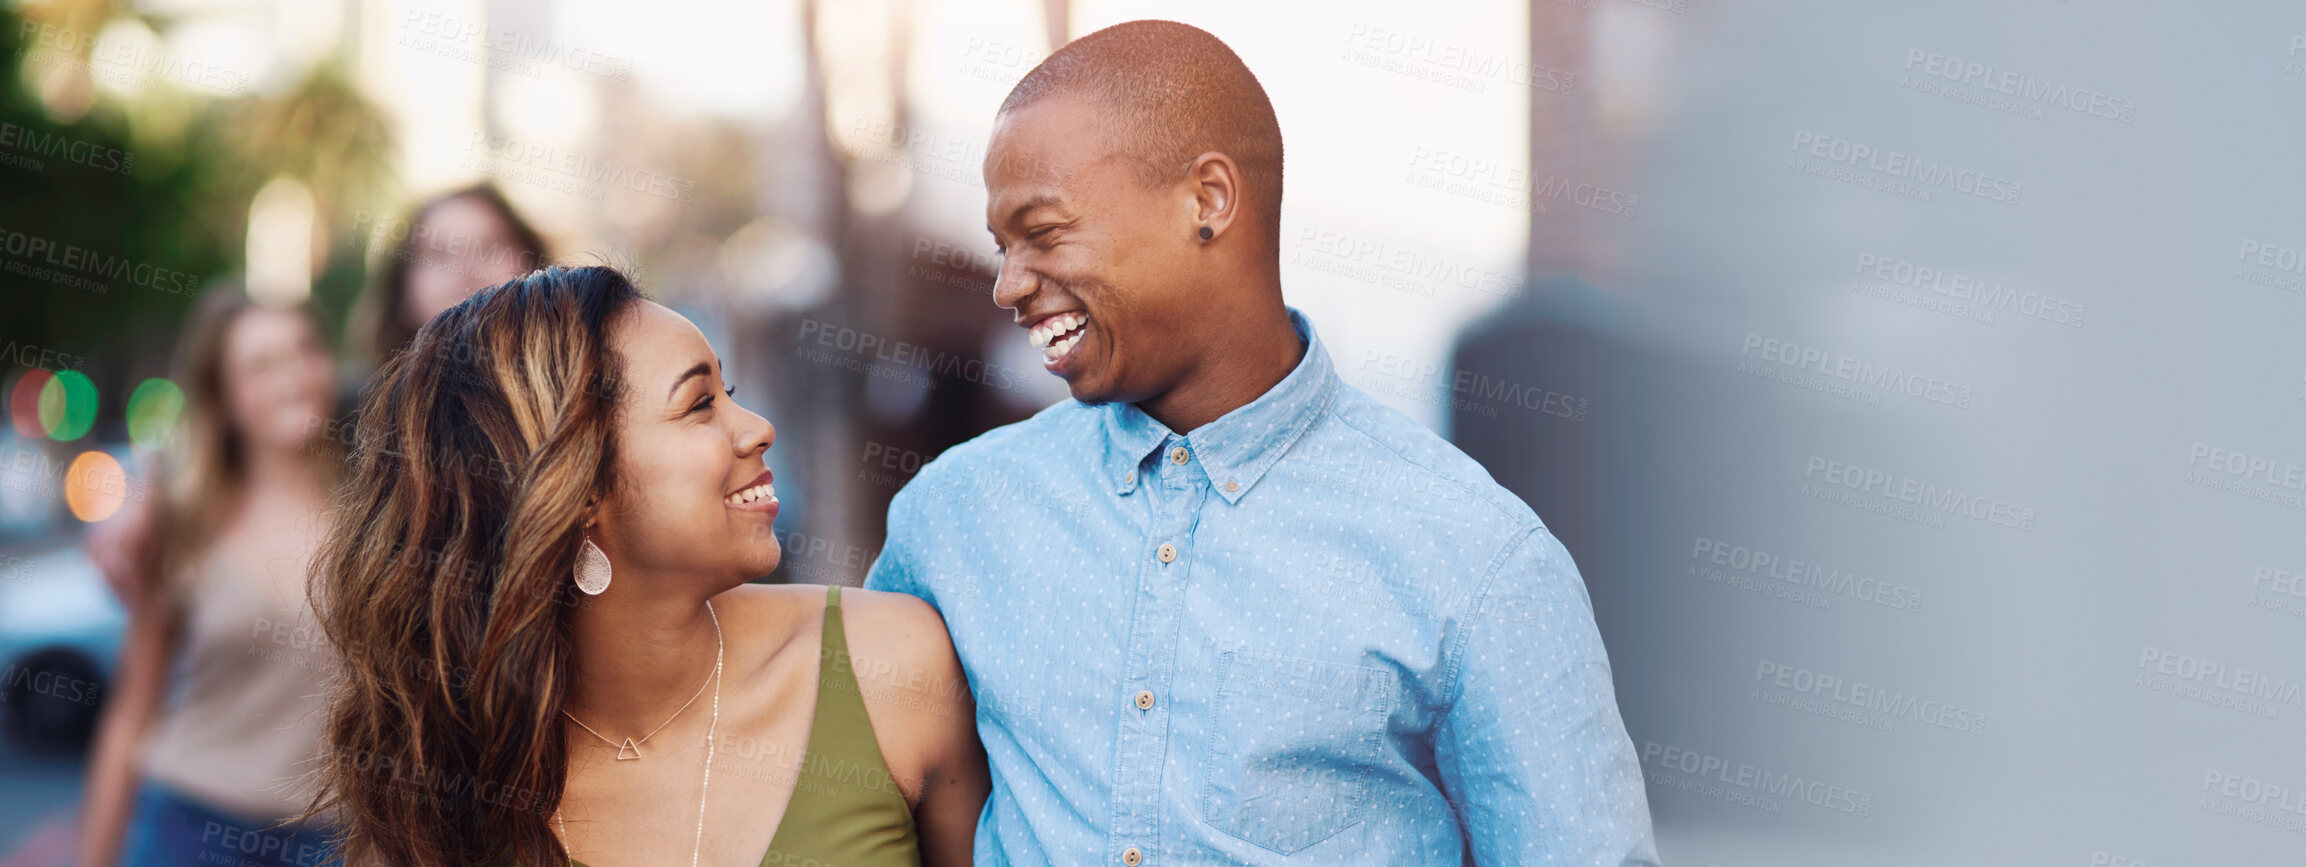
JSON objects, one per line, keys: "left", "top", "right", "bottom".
{"left": 400, "top": 196, "right": 533, "bottom": 326}
{"left": 221, "top": 307, "right": 333, "bottom": 453}
{"left": 590, "top": 301, "right": 780, "bottom": 589}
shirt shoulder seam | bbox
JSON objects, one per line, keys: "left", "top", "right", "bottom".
{"left": 1323, "top": 396, "right": 1535, "bottom": 533}
{"left": 1435, "top": 523, "right": 1544, "bottom": 717}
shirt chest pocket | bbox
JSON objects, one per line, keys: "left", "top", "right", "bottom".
{"left": 1199, "top": 649, "right": 1397, "bottom": 855}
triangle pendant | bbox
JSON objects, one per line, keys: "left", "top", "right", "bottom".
{"left": 615, "top": 737, "right": 642, "bottom": 761}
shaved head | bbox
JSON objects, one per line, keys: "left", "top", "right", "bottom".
{"left": 999, "top": 20, "right": 1284, "bottom": 246}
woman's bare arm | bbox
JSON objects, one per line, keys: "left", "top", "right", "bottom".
{"left": 76, "top": 592, "right": 176, "bottom": 867}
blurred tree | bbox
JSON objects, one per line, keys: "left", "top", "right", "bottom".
{"left": 1, "top": 3, "right": 230, "bottom": 433}
{"left": 1, "top": 5, "right": 394, "bottom": 436}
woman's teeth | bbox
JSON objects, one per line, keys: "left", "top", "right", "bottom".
{"left": 726, "top": 482, "right": 776, "bottom": 505}
{"left": 1029, "top": 312, "right": 1088, "bottom": 360}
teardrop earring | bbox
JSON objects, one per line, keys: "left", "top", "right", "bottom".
{"left": 575, "top": 536, "right": 612, "bottom": 595}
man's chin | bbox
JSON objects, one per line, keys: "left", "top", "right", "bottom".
{"left": 1062, "top": 376, "right": 1122, "bottom": 407}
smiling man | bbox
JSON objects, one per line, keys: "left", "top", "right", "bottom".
{"left": 867, "top": 19, "right": 1657, "bottom": 866}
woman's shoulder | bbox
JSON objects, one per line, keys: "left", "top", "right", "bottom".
{"left": 707, "top": 584, "right": 955, "bottom": 665}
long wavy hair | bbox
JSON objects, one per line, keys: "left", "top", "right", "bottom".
{"left": 307, "top": 265, "right": 642, "bottom": 864}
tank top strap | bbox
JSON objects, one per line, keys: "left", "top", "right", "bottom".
{"left": 759, "top": 584, "right": 919, "bottom": 865}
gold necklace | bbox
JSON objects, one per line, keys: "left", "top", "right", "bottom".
{"left": 557, "top": 601, "right": 722, "bottom": 867}
{"left": 561, "top": 611, "right": 720, "bottom": 761}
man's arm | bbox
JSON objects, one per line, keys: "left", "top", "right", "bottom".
{"left": 1433, "top": 525, "right": 1659, "bottom": 867}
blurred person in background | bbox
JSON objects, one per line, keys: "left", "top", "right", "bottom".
{"left": 307, "top": 266, "right": 987, "bottom": 866}
{"left": 76, "top": 287, "right": 345, "bottom": 866}
{"left": 345, "top": 182, "right": 550, "bottom": 368}
{"left": 86, "top": 184, "right": 548, "bottom": 613}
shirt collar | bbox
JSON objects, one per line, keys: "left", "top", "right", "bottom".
{"left": 1100, "top": 306, "right": 1337, "bottom": 503}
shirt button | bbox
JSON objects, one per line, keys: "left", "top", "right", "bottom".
{"left": 1224, "top": 481, "right": 1239, "bottom": 492}
{"left": 1134, "top": 689, "right": 1155, "bottom": 710}
{"left": 1169, "top": 446, "right": 1189, "bottom": 465}
{"left": 1122, "top": 847, "right": 1143, "bottom": 866}
{"left": 1125, "top": 470, "right": 1135, "bottom": 484}
{"left": 1157, "top": 543, "right": 1177, "bottom": 563}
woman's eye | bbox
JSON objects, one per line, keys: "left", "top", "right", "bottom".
{"left": 690, "top": 393, "right": 714, "bottom": 414}
{"left": 723, "top": 383, "right": 736, "bottom": 398}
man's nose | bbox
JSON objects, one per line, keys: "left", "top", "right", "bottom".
{"left": 991, "top": 254, "right": 1036, "bottom": 310}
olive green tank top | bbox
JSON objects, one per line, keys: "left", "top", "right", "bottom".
{"left": 574, "top": 585, "right": 920, "bottom": 866}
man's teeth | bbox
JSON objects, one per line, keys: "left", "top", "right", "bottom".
{"left": 1044, "top": 330, "right": 1083, "bottom": 360}
{"left": 1028, "top": 312, "right": 1088, "bottom": 350}
{"left": 726, "top": 482, "right": 776, "bottom": 505}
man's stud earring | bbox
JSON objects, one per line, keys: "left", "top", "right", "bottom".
{"left": 1198, "top": 225, "right": 1213, "bottom": 240}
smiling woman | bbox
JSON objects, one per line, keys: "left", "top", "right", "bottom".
{"left": 304, "top": 265, "right": 987, "bottom": 867}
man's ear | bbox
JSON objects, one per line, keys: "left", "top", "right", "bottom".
{"left": 1185, "top": 151, "right": 1241, "bottom": 241}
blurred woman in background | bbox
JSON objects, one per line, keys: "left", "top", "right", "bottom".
{"left": 76, "top": 287, "right": 344, "bottom": 866}
{"left": 88, "top": 184, "right": 548, "bottom": 634}
{"left": 346, "top": 182, "right": 549, "bottom": 366}
{"left": 308, "top": 266, "right": 987, "bottom": 865}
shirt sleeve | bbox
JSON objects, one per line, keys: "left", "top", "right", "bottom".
{"left": 864, "top": 477, "right": 927, "bottom": 602}
{"left": 1434, "top": 525, "right": 1660, "bottom": 867}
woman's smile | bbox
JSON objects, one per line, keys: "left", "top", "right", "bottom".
{"left": 726, "top": 468, "right": 779, "bottom": 516}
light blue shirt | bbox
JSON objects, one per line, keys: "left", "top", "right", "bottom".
{"left": 867, "top": 307, "right": 1658, "bottom": 865}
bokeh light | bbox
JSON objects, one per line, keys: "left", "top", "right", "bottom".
{"left": 37, "top": 370, "right": 99, "bottom": 441}
{"left": 63, "top": 450, "right": 128, "bottom": 522}
{"left": 126, "top": 378, "right": 187, "bottom": 450}
{"left": 8, "top": 369, "right": 54, "bottom": 438}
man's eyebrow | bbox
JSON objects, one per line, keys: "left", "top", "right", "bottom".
{"left": 992, "top": 193, "right": 1063, "bottom": 233}
{"left": 666, "top": 360, "right": 712, "bottom": 402}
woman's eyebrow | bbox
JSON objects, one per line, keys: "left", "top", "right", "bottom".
{"left": 665, "top": 361, "right": 711, "bottom": 402}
